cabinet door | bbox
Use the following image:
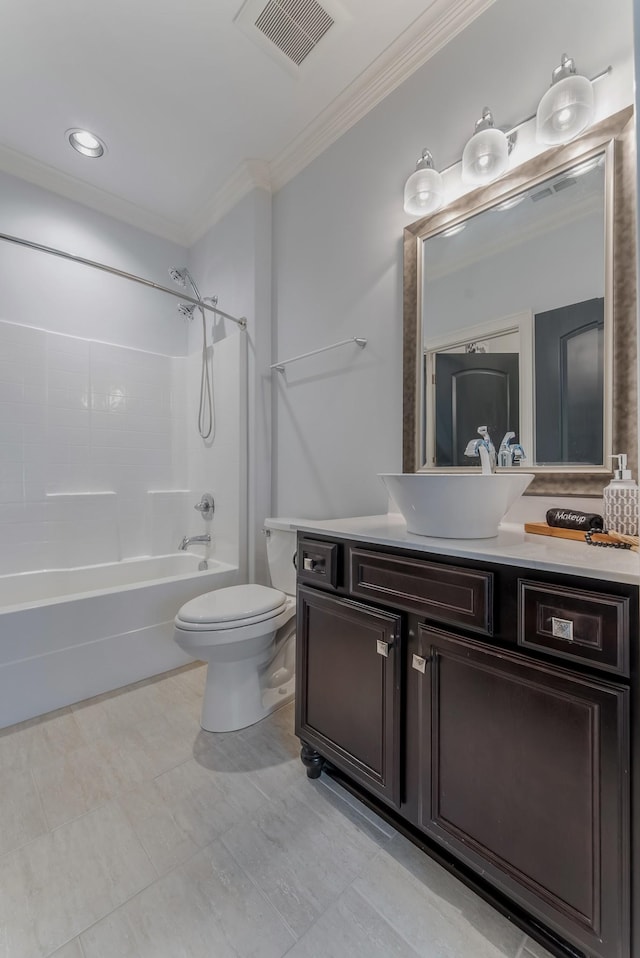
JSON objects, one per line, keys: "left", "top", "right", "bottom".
{"left": 417, "top": 627, "right": 629, "bottom": 958}
{"left": 296, "top": 586, "right": 402, "bottom": 807}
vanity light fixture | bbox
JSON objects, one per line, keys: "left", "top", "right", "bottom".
{"left": 461, "top": 108, "right": 514, "bottom": 185}
{"left": 536, "top": 55, "right": 594, "bottom": 145}
{"left": 403, "top": 149, "right": 444, "bottom": 216}
{"left": 402, "top": 62, "right": 608, "bottom": 217}
{"left": 66, "top": 128, "right": 107, "bottom": 157}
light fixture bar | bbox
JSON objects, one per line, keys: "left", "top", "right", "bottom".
{"left": 437, "top": 65, "right": 611, "bottom": 178}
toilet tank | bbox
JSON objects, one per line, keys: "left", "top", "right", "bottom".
{"left": 264, "top": 519, "right": 298, "bottom": 596}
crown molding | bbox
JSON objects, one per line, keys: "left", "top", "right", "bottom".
{"left": 185, "top": 159, "right": 272, "bottom": 245}
{"left": 269, "top": 0, "right": 498, "bottom": 190}
{"left": 0, "top": 143, "right": 189, "bottom": 246}
{"left": 185, "top": 0, "right": 497, "bottom": 241}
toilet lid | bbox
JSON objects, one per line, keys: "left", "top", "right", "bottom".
{"left": 177, "top": 584, "right": 287, "bottom": 625}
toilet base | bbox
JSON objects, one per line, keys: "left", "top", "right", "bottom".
{"left": 199, "top": 624, "right": 295, "bottom": 733}
{"left": 200, "top": 659, "right": 294, "bottom": 732}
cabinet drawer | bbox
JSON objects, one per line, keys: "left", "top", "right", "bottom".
{"left": 297, "top": 538, "right": 339, "bottom": 590}
{"left": 518, "top": 580, "right": 629, "bottom": 676}
{"left": 349, "top": 547, "right": 492, "bottom": 634}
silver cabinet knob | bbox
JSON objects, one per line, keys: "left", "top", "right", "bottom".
{"left": 377, "top": 640, "right": 391, "bottom": 657}
{"left": 551, "top": 616, "right": 574, "bottom": 641}
{"left": 412, "top": 654, "right": 427, "bottom": 673}
{"left": 303, "top": 557, "right": 315, "bottom": 571}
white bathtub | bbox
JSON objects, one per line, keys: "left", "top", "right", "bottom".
{"left": 0, "top": 554, "right": 239, "bottom": 729}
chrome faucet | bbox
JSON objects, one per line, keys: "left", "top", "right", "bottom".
{"left": 179, "top": 534, "right": 211, "bottom": 551}
{"left": 464, "top": 426, "right": 497, "bottom": 474}
{"left": 498, "top": 432, "right": 526, "bottom": 468}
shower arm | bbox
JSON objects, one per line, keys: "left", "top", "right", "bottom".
{"left": 0, "top": 231, "right": 247, "bottom": 329}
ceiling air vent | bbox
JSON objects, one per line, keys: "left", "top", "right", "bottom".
{"left": 235, "top": 0, "right": 345, "bottom": 73}
{"left": 256, "top": 0, "right": 334, "bottom": 65}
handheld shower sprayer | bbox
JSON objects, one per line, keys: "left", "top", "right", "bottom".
{"left": 169, "top": 266, "right": 216, "bottom": 442}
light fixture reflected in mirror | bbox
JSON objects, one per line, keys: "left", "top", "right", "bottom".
{"left": 569, "top": 154, "right": 604, "bottom": 177}
{"left": 461, "top": 108, "right": 512, "bottom": 185}
{"left": 440, "top": 222, "right": 467, "bottom": 237}
{"left": 403, "top": 150, "right": 444, "bottom": 216}
{"left": 536, "top": 54, "right": 594, "bottom": 145}
{"left": 492, "top": 194, "right": 527, "bottom": 211}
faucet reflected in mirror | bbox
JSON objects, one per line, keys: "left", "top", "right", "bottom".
{"left": 498, "top": 432, "right": 526, "bottom": 468}
{"left": 464, "top": 427, "right": 526, "bottom": 474}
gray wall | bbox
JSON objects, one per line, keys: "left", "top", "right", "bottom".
{"left": 272, "top": 0, "right": 634, "bottom": 520}
{"left": 0, "top": 170, "right": 187, "bottom": 354}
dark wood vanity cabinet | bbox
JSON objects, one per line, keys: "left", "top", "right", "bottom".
{"left": 295, "top": 534, "right": 638, "bottom": 958}
{"left": 296, "top": 586, "right": 402, "bottom": 807}
{"left": 418, "top": 626, "right": 630, "bottom": 958}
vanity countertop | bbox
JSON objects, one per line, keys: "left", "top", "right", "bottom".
{"left": 272, "top": 514, "right": 639, "bottom": 585}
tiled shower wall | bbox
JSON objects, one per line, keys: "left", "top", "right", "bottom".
{"left": 0, "top": 319, "right": 243, "bottom": 575}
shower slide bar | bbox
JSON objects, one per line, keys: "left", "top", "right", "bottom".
{"left": 271, "top": 337, "right": 367, "bottom": 373}
{"left": 0, "top": 231, "right": 247, "bottom": 329}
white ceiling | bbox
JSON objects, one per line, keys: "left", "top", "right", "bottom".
{"left": 0, "top": 0, "right": 497, "bottom": 245}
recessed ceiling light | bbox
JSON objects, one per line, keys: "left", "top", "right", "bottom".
{"left": 66, "top": 128, "right": 107, "bottom": 158}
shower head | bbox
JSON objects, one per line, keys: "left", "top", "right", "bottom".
{"left": 169, "top": 266, "right": 201, "bottom": 300}
{"left": 177, "top": 303, "right": 196, "bottom": 320}
{"left": 168, "top": 267, "right": 187, "bottom": 288}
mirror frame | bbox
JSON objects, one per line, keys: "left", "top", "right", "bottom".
{"left": 403, "top": 106, "right": 637, "bottom": 496}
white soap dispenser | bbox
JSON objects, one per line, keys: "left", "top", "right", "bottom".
{"left": 603, "top": 454, "right": 639, "bottom": 536}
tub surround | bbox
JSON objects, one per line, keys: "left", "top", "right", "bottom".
{"left": 0, "top": 320, "right": 244, "bottom": 575}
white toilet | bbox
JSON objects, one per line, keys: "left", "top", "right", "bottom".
{"left": 173, "top": 519, "right": 297, "bottom": 732}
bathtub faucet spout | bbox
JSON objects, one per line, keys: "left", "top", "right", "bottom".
{"left": 179, "top": 534, "right": 211, "bottom": 551}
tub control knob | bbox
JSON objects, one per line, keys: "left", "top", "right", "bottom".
{"left": 194, "top": 493, "right": 215, "bottom": 519}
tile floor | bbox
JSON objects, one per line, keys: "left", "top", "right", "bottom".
{"left": 0, "top": 664, "right": 553, "bottom": 958}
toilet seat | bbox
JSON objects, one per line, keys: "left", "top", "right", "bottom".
{"left": 175, "top": 584, "right": 289, "bottom": 633}
{"left": 175, "top": 595, "right": 295, "bottom": 649}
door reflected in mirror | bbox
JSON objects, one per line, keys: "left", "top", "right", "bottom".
{"left": 422, "top": 154, "right": 606, "bottom": 470}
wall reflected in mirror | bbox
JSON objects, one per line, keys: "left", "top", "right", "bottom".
{"left": 422, "top": 153, "right": 605, "bottom": 469}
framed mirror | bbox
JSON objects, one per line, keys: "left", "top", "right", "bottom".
{"left": 403, "top": 107, "right": 637, "bottom": 495}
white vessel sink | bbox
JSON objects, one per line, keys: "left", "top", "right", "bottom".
{"left": 380, "top": 472, "right": 534, "bottom": 539}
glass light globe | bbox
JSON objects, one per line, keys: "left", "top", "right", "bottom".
{"left": 461, "top": 127, "right": 509, "bottom": 185}
{"left": 404, "top": 167, "right": 444, "bottom": 217}
{"left": 536, "top": 58, "right": 594, "bottom": 145}
{"left": 403, "top": 151, "right": 444, "bottom": 217}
